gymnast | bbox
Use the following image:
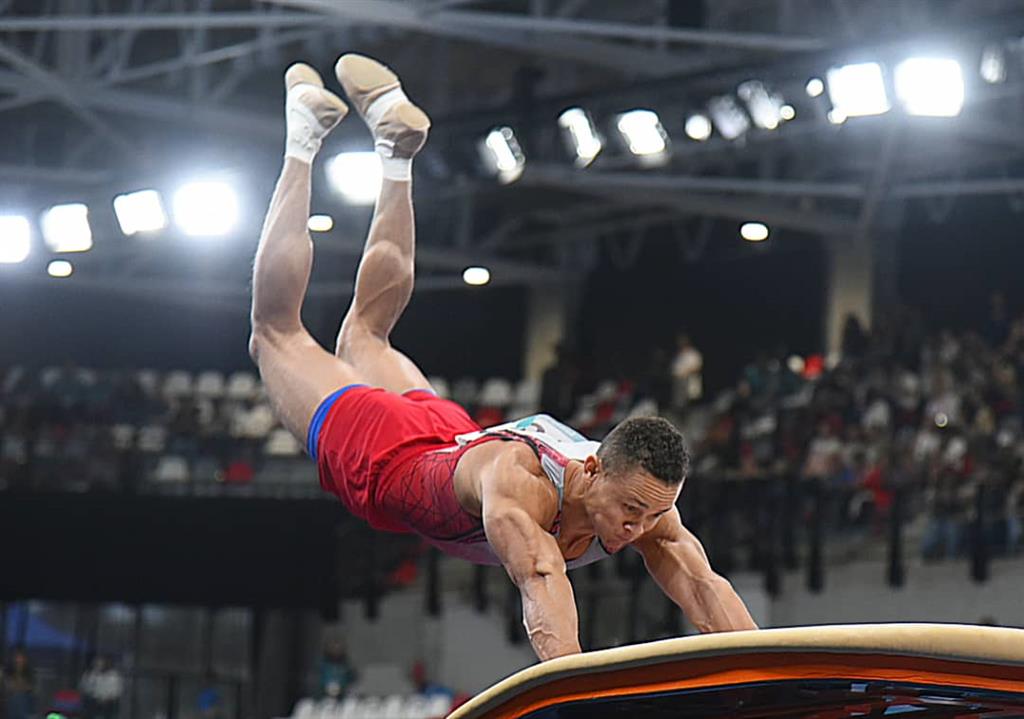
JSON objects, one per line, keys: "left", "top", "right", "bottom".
{"left": 248, "top": 53, "right": 758, "bottom": 662}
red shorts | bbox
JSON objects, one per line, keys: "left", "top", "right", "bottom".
{"left": 307, "top": 384, "right": 487, "bottom": 534}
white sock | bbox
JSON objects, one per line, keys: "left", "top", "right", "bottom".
{"left": 380, "top": 155, "right": 411, "bottom": 181}
{"left": 285, "top": 87, "right": 324, "bottom": 164}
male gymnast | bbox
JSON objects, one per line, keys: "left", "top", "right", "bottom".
{"left": 248, "top": 54, "right": 758, "bottom": 662}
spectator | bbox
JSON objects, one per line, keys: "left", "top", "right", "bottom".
{"left": 318, "top": 639, "right": 356, "bottom": 699}
{"left": 670, "top": 334, "right": 703, "bottom": 411}
{"left": 2, "top": 647, "right": 35, "bottom": 719}
{"left": 411, "top": 660, "right": 453, "bottom": 703}
{"left": 80, "top": 655, "right": 124, "bottom": 719}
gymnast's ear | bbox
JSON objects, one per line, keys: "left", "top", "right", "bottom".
{"left": 583, "top": 455, "right": 601, "bottom": 478}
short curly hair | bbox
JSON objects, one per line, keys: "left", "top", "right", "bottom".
{"left": 597, "top": 417, "right": 690, "bottom": 486}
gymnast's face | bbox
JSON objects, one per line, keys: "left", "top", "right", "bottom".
{"left": 581, "top": 456, "right": 680, "bottom": 553}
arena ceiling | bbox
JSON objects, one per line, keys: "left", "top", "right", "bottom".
{"left": 4, "top": 0, "right": 1024, "bottom": 312}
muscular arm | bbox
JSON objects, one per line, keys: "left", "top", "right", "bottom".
{"left": 481, "top": 464, "right": 581, "bottom": 661}
{"left": 636, "top": 508, "right": 758, "bottom": 633}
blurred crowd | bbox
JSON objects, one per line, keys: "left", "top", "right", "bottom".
{"left": 3, "top": 297, "right": 1024, "bottom": 559}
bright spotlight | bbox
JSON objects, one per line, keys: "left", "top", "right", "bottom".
{"left": 558, "top": 107, "right": 602, "bottom": 167}
{"left": 41, "top": 203, "right": 92, "bottom": 253}
{"left": 740, "top": 222, "right": 769, "bottom": 242}
{"left": 113, "top": 189, "right": 167, "bottom": 236}
{"left": 47, "top": 260, "right": 73, "bottom": 278}
{"left": 684, "top": 114, "right": 713, "bottom": 141}
{"left": 616, "top": 110, "right": 668, "bottom": 157}
{"left": 463, "top": 266, "right": 491, "bottom": 286}
{"left": 307, "top": 214, "right": 334, "bottom": 232}
{"left": 0, "top": 215, "right": 31, "bottom": 263}
{"left": 805, "top": 77, "right": 825, "bottom": 97}
{"left": 895, "top": 57, "right": 964, "bottom": 117}
{"left": 708, "top": 96, "right": 751, "bottom": 140}
{"left": 737, "top": 80, "right": 784, "bottom": 130}
{"left": 479, "top": 127, "right": 525, "bottom": 183}
{"left": 827, "top": 108, "right": 848, "bottom": 125}
{"left": 780, "top": 104, "right": 796, "bottom": 121}
{"left": 827, "top": 62, "right": 890, "bottom": 117}
{"left": 172, "top": 180, "right": 239, "bottom": 237}
{"left": 325, "top": 152, "right": 381, "bottom": 205}
{"left": 980, "top": 44, "right": 1006, "bottom": 84}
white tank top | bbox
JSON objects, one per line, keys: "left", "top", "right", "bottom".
{"left": 425, "top": 414, "right": 611, "bottom": 569}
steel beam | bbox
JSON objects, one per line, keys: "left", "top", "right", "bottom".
{"left": 0, "top": 11, "right": 329, "bottom": 32}
{"left": 0, "top": 41, "right": 135, "bottom": 156}
{"left": 261, "top": 0, "right": 732, "bottom": 76}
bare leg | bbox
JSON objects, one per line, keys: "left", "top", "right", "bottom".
{"left": 249, "top": 66, "right": 357, "bottom": 444}
{"left": 335, "top": 176, "right": 433, "bottom": 393}
{"left": 332, "top": 53, "right": 434, "bottom": 394}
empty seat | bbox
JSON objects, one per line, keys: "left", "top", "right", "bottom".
{"left": 426, "top": 376, "right": 450, "bottom": 398}
{"left": 264, "top": 428, "right": 301, "bottom": 456}
{"left": 226, "top": 371, "right": 259, "bottom": 400}
{"left": 162, "top": 370, "right": 193, "bottom": 399}
{"left": 194, "top": 370, "right": 226, "bottom": 399}
{"left": 153, "top": 454, "right": 189, "bottom": 482}
{"left": 135, "top": 369, "right": 160, "bottom": 397}
{"left": 110, "top": 424, "right": 136, "bottom": 451}
{"left": 136, "top": 425, "right": 168, "bottom": 453}
{"left": 478, "top": 378, "right": 513, "bottom": 408}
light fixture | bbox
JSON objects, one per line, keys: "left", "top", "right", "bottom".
{"left": 827, "top": 108, "right": 848, "bottom": 125}
{"left": 684, "top": 114, "right": 713, "bottom": 141}
{"left": 737, "top": 80, "right": 784, "bottom": 130}
{"left": 479, "top": 127, "right": 526, "bottom": 183}
{"left": 307, "top": 214, "right": 334, "bottom": 232}
{"left": 462, "top": 266, "right": 490, "bottom": 286}
{"left": 779, "top": 104, "right": 796, "bottom": 121}
{"left": 47, "top": 260, "right": 73, "bottom": 278}
{"left": 172, "top": 180, "right": 240, "bottom": 237}
{"left": 826, "top": 62, "right": 890, "bottom": 117}
{"left": 980, "top": 43, "right": 1006, "bottom": 84}
{"left": 113, "top": 189, "right": 167, "bottom": 235}
{"left": 616, "top": 109, "right": 668, "bottom": 157}
{"left": 894, "top": 57, "right": 964, "bottom": 117}
{"left": 325, "top": 151, "right": 381, "bottom": 205}
{"left": 0, "top": 215, "right": 31, "bottom": 263}
{"left": 740, "top": 222, "right": 769, "bottom": 242}
{"left": 708, "top": 95, "right": 751, "bottom": 140}
{"left": 805, "top": 78, "right": 825, "bottom": 97}
{"left": 558, "top": 107, "right": 602, "bottom": 167}
{"left": 41, "top": 203, "right": 92, "bottom": 253}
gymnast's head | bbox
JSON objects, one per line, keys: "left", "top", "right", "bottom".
{"left": 581, "top": 417, "right": 689, "bottom": 552}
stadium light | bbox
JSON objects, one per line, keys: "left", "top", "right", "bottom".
{"left": 980, "top": 44, "right": 1006, "bottom": 84}
{"left": 113, "top": 189, "right": 167, "bottom": 236}
{"left": 737, "top": 81, "right": 784, "bottom": 130}
{"left": 463, "top": 266, "right": 490, "bottom": 286}
{"left": 895, "top": 57, "right": 964, "bottom": 117}
{"left": 172, "top": 180, "right": 239, "bottom": 237}
{"left": 307, "top": 214, "right": 334, "bottom": 232}
{"left": 780, "top": 104, "right": 796, "bottom": 121}
{"left": 325, "top": 151, "right": 381, "bottom": 205}
{"left": 47, "top": 260, "right": 73, "bottom": 278}
{"left": 0, "top": 215, "right": 31, "bottom": 263}
{"left": 826, "top": 62, "right": 890, "bottom": 117}
{"left": 805, "top": 77, "right": 825, "bottom": 97}
{"left": 708, "top": 95, "right": 751, "bottom": 140}
{"left": 684, "top": 114, "right": 713, "bottom": 142}
{"left": 41, "top": 203, "right": 92, "bottom": 253}
{"left": 740, "top": 222, "right": 769, "bottom": 242}
{"left": 558, "top": 107, "right": 602, "bottom": 167}
{"left": 479, "top": 127, "right": 526, "bottom": 184}
{"left": 616, "top": 110, "right": 668, "bottom": 157}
